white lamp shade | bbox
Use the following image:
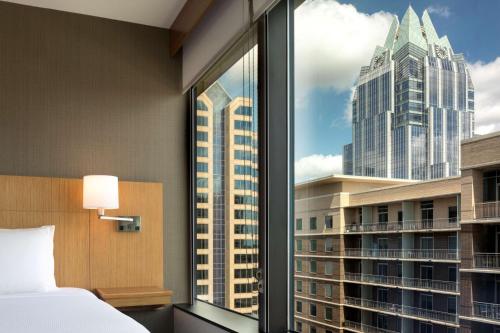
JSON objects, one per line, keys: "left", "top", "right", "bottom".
{"left": 83, "top": 175, "right": 119, "bottom": 210}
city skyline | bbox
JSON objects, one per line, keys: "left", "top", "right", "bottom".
{"left": 295, "top": 0, "right": 500, "bottom": 183}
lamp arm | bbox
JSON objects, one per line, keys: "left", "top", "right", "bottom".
{"left": 98, "top": 215, "right": 134, "bottom": 222}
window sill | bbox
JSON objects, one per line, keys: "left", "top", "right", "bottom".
{"left": 174, "top": 301, "right": 259, "bottom": 333}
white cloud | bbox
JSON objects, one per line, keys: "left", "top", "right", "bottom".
{"left": 426, "top": 5, "right": 451, "bottom": 18}
{"left": 468, "top": 57, "right": 500, "bottom": 135}
{"left": 295, "top": 0, "right": 393, "bottom": 108}
{"left": 295, "top": 154, "right": 343, "bottom": 183}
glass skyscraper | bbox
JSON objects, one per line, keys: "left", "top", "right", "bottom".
{"left": 343, "top": 6, "right": 475, "bottom": 180}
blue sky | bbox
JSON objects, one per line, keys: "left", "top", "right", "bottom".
{"left": 294, "top": 0, "right": 500, "bottom": 181}
{"left": 211, "top": 1, "right": 500, "bottom": 182}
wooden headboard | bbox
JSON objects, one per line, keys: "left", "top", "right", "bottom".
{"left": 0, "top": 175, "right": 163, "bottom": 290}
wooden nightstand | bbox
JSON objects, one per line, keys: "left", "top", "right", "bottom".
{"left": 95, "top": 287, "right": 173, "bottom": 309}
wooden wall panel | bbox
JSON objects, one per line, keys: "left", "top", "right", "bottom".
{"left": 90, "top": 181, "right": 164, "bottom": 288}
{"left": 0, "top": 175, "right": 163, "bottom": 290}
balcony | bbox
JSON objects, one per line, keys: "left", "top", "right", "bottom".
{"left": 344, "top": 297, "right": 458, "bottom": 325}
{"left": 343, "top": 272, "right": 458, "bottom": 293}
{"left": 473, "top": 253, "right": 500, "bottom": 271}
{"left": 343, "top": 248, "right": 459, "bottom": 261}
{"left": 343, "top": 320, "right": 399, "bottom": 333}
{"left": 344, "top": 218, "right": 459, "bottom": 234}
{"left": 475, "top": 201, "right": 500, "bottom": 220}
{"left": 472, "top": 301, "right": 500, "bottom": 322}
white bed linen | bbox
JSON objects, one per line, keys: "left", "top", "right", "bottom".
{"left": 0, "top": 288, "right": 149, "bottom": 333}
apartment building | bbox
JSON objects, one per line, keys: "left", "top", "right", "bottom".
{"left": 459, "top": 132, "right": 500, "bottom": 332}
{"left": 195, "top": 82, "right": 259, "bottom": 315}
{"left": 295, "top": 131, "right": 500, "bottom": 332}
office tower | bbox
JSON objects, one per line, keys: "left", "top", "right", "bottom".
{"left": 343, "top": 6, "right": 474, "bottom": 180}
{"left": 295, "top": 131, "right": 500, "bottom": 333}
{"left": 195, "top": 82, "right": 259, "bottom": 315}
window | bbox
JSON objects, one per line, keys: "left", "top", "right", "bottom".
{"left": 234, "top": 135, "right": 253, "bottom": 146}
{"left": 296, "top": 259, "right": 302, "bottom": 272}
{"left": 197, "top": 285, "right": 208, "bottom": 295}
{"left": 296, "top": 322, "right": 302, "bottom": 332}
{"left": 325, "top": 307, "right": 332, "bottom": 321}
{"left": 377, "top": 238, "right": 388, "bottom": 250}
{"left": 449, "top": 266, "right": 457, "bottom": 282}
{"left": 420, "top": 294, "right": 433, "bottom": 310}
{"left": 309, "top": 217, "right": 317, "bottom": 230}
{"left": 193, "top": 32, "right": 259, "bottom": 315}
{"left": 234, "top": 150, "right": 253, "bottom": 161}
{"left": 448, "top": 206, "right": 457, "bottom": 223}
{"left": 421, "top": 237, "right": 433, "bottom": 250}
{"left": 310, "top": 260, "right": 317, "bottom": 273}
{"left": 234, "top": 120, "right": 252, "bottom": 131}
{"left": 197, "top": 162, "right": 208, "bottom": 173}
{"left": 234, "top": 224, "right": 258, "bottom": 234}
{"left": 421, "top": 265, "right": 433, "bottom": 280}
{"left": 196, "top": 254, "right": 208, "bottom": 265}
{"left": 234, "top": 194, "right": 257, "bottom": 205}
{"left": 235, "top": 268, "right": 257, "bottom": 278}
{"left": 309, "top": 282, "right": 316, "bottom": 295}
{"left": 296, "top": 280, "right": 303, "bottom": 293}
{"left": 324, "top": 215, "right": 333, "bottom": 229}
{"left": 309, "top": 303, "right": 317, "bottom": 317}
{"left": 309, "top": 327, "right": 316, "bottom": 333}
{"left": 197, "top": 270, "right": 208, "bottom": 279}
{"left": 296, "top": 239, "right": 303, "bottom": 252}
{"left": 197, "top": 116, "right": 208, "bottom": 126}
{"left": 296, "top": 218, "right": 303, "bottom": 230}
{"left": 447, "top": 296, "right": 457, "bottom": 313}
{"left": 296, "top": 301, "right": 302, "bottom": 313}
{"left": 235, "top": 106, "right": 253, "bottom": 116}
{"left": 292, "top": 1, "right": 499, "bottom": 330}
{"left": 197, "top": 131, "right": 208, "bottom": 142}
{"left": 377, "top": 314, "right": 388, "bottom": 329}
{"left": 377, "top": 263, "right": 388, "bottom": 276}
{"left": 420, "top": 323, "right": 432, "bottom": 333}
{"left": 196, "top": 239, "right": 208, "bottom": 249}
{"left": 197, "top": 177, "right": 208, "bottom": 188}
{"left": 378, "top": 205, "right": 388, "bottom": 223}
{"left": 421, "top": 201, "right": 434, "bottom": 227}
{"left": 448, "top": 235, "right": 457, "bottom": 250}
{"left": 324, "top": 284, "right": 332, "bottom": 298}
{"left": 309, "top": 239, "right": 317, "bottom": 252}
{"left": 324, "top": 262, "right": 333, "bottom": 275}
{"left": 197, "top": 147, "right": 208, "bottom": 157}
{"left": 196, "top": 224, "right": 208, "bottom": 234}
{"left": 325, "top": 238, "right": 333, "bottom": 252}
{"left": 377, "top": 288, "right": 388, "bottom": 303}
{"left": 234, "top": 254, "right": 257, "bottom": 264}
{"left": 196, "top": 208, "right": 208, "bottom": 218}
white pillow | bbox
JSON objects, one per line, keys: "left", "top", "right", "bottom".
{"left": 0, "top": 225, "right": 57, "bottom": 294}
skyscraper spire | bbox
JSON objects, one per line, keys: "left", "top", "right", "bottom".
{"left": 393, "top": 6, "right": 428, "bottom": 52}
{"left": 422, "top": 9, "right": 439, "bottom": 44}
{"left": 384, "top": 15, "right": 399, "bottom": 49}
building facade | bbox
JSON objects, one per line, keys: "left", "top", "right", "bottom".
{"left": 195, "top": 82, "right": 259, "bottom": 316}
{"left": 296, "top": 131, "right": 500, "bottom": 333}
{"left": 343, "top": 6, "right": 474, "bottom": 180}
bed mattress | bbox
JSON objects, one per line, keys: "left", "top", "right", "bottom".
{"left": 0, "top": 288, "right": 149, "bottom": 333}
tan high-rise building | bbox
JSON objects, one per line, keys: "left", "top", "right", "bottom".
{"left": 195, "top": 82, "right": 259, "bottom": 315}
{"left": 295, "top": 131, "right": 500, "bottom": 333}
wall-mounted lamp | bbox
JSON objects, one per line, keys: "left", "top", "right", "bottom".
{"left": 83, "top": 175, "right": 141, "bottom": 231}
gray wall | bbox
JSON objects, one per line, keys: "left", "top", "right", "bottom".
{"left": 0, "top": 1, "right": 188, "bottom": 330}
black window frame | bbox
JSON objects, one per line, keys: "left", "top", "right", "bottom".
{"left": 187, "top": 1, "right": 295, "bottom": 332}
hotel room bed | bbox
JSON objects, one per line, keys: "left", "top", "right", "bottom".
{"left": 0, "top": 288, "right": 149, "bottom": 333}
